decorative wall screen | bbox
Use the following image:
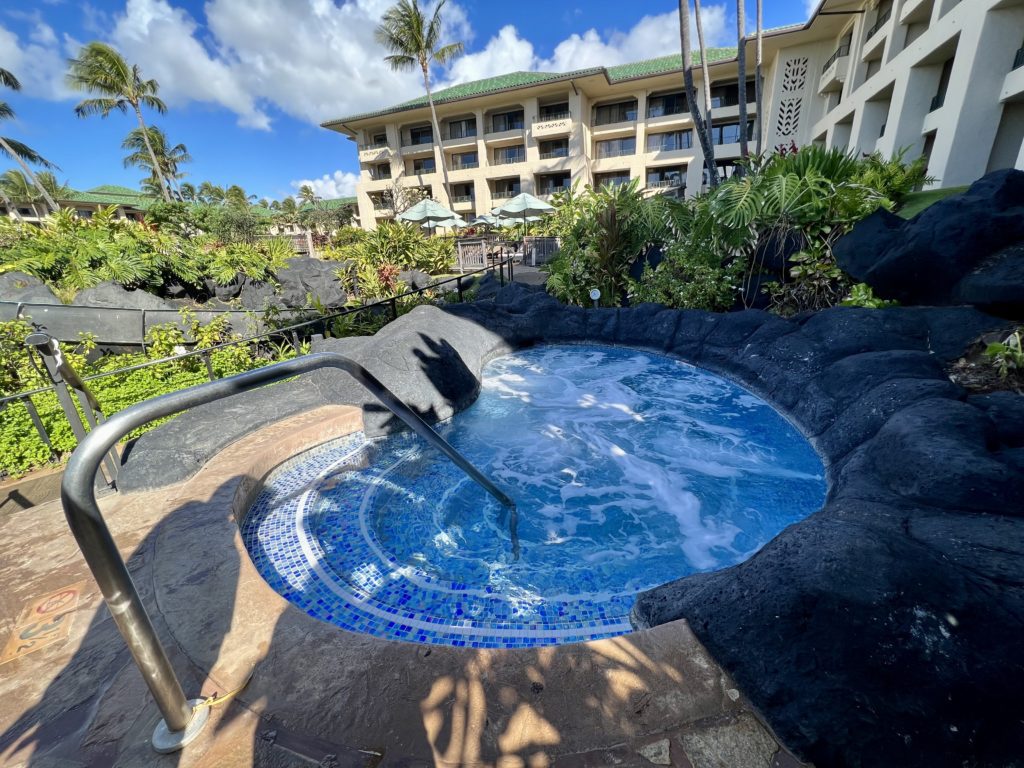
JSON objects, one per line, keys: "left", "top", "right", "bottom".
{"left": 775, "top": 57, "right": 809, "bottom": 139}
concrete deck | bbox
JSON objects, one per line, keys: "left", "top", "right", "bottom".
{"left": 0, "top": 408, "right": 807, "bottom": 768}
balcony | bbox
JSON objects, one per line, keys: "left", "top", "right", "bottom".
{"left": 899, "top": 0, "right": 933, "bottom": 24}
{"left": 1001, "top": 48, "right": 1024, "bottom": 102}
{"left": 491, "top": 190, "right": 519, "bottom": 202}
{"left": 442, "top": 131, "right": 477, "bottom": 149}
{"left": 929, "top": 92, "right": 945, "bottom": 112}
{"left": 866, "top": 8, "right": 891, "bottom": 42}
{"left": 450, "top": 195, "right": 475, "bottom": 211}
{"left": 401, "top": 138, "right": 435, "bottom": 157}
{"left": 591, "top": 118, "right": 637, "bottom": 138}
{"left": 484, "top": 127, "right": 525, "bottom": 146}
{"left": 492, "top": 151, "right": 526, "bottom": 166}
{"left": 449, "top": 161, "right": 479, "bottom": 171}
{"left": 539, "top": 149, "right": 569, "bottom": 160}
{"left": 819, "top": 44, "right": 850, "bottom": 94}
{"left": 595, "top": 147, "right": 636, "bottom": 159}
{"left": 358, "top": 143, "right": 393, "bottom": 163}
{"left": 531, "top": 113, "right": 573, "bottom": 139}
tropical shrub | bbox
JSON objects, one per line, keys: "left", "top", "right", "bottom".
{"left": 546, "top": 180, "right": 666, "bottom": 307}
{"left": 841, "top": 283, "right": 899, "bottom": 308}
{"left": 0, "top": 206, "right": 290, "bottom": 301}
{"left": 985, "top": 328, "right": 1024, "bottom": 380}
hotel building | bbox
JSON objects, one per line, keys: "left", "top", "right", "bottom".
{"left": 323, "top": 0, "right": 1024, "bottom": 230}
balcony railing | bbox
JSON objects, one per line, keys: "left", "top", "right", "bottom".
{"left": 402, "top": 136, "right": 434, "bottom": 147}
{"left": 447, "top": 129, "right": 477, "bottom": 141}
{"left": 648, "top": 179, "right": 682, "bottom": 188}
{"left": 537, "top": 187, "right": 570, "bottom": 196}
{"left": 371, "top": 200, "right": 393, "bottom": 211}
{"left": 1014, "top": 46, "right": 1024, "bottom": 71}
{"left": 595, "top": 147, "right": 636, "bottom": 159}
{"left": 359, "top": 141, "right": 389, "bottom": 151}
{"left": 539, "top": 149, "right": 569, "bottom": 159}
{"left": 450, "top": 194, "right": 474, "bottom": 203}
{"left": 492, "top": 191, "right": 519, "bottom": 201}
{"left": 866, "top": 8, "right": 891, "bottom": 39}
{"left": 593, "top": 114, "right": 638, "bottom": 127}
{"left": 493, "top": 152, "right": 526, "bottom": 165}
{"left": 822, "top": 44, "right": 851, "bottom": 72}
{"left": 648, "top": 141, "right": 693, "bottom": 153}
{"left": 536, "top": 110, "right": 570, "bottom": 122}
{"left": 451, "top": 161, "right": 479, "bottom": 170}
{"left": 369, "top": 173, "right": 392, "bottom": 181}
{"left": 929, "top": 92, "right": 945, "bottom": 112}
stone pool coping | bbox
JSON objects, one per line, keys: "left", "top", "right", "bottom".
{"left": 114, "top": 285, "right": 1024, "bottom": 766}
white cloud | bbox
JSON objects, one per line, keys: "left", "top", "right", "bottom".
{"left": 291, "top": 170, "right": 359, "bottom": 199}
{"left": 443, "top": 5, "right": 731, "bottom": 87}
{"left": 0, "top": 22, "right": 73, "bottom": 100}
{"left": 3, "top": 0, "right": 734, "bottom": 130}
{"left": 109, "top": 0, "right": 271, "bottom": 129}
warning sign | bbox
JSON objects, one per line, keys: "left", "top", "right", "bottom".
{"left": 0, "top": 582, "right": 87, "bottom": 664}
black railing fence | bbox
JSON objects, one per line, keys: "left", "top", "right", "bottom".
{"left": 1, "top": 258, "right": 514, "bottom": 476}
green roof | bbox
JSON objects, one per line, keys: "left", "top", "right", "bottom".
{"left": 65, "top": 185, "right": 157, "bottom": 208}
{"left": 323, "top": 49, "right": 738, "bottom": 127}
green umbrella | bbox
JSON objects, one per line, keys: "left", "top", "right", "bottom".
{"left": 491, "top": 192, "right": 554, "bottom": 234}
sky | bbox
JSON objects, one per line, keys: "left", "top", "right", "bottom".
{"left": 1, "top": 0, "right": 813, "bottom": 203}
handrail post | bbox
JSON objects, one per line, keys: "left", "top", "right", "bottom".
{"left": 60, "top": 352, "right": 518, "bottom": 753}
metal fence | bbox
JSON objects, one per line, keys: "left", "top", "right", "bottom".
{"left": 0, "top": 258, "right": 514, "bottom": 480}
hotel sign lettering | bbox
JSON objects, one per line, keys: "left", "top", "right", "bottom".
{"left": 532, "top": 118, "right": 572, "bottom": 138}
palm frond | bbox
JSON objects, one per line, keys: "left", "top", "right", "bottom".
{"left": 0, "top": 68, "right": 20, "bottom": 90}
{"left": 0, "top": 137, "right": 58, "bottom": 169}
{"left": 0, "top": 101, "right": 14, "bottom": 121}
{"left": 73, "top": 97, "right": 127, "bottom": 118}
{"left": 433, "top": 41, "right": 464, "bottom": 65}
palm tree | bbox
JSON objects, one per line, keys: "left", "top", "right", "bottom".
{"left": 754, "top": 0, "right": 765, "bottom": 155}
{"left": 0, "top": 169, "right": 70, "bottom": 218}
{"left": 198, "top": 181, "right": 225, "bottom": 205}
{"left": 694, "top": 0, "right": 719, "bottom": 188}
{"left": 179, "top": 182, "right": 197, "bottom": 202}
{"left": 678, "top": 1, "right": 718, "bottom": 190}
{"left": 121, "top": 125, "right": 190, "bottom": 197}
{"left": 737, "top": 0, "right": 749, "bottom": 161}
{"left": 66, "top": 42, "right": 172, "bottom": 202}
{"left": 224, "top": 184, "right": 255, "bottom": 208}
{"left": 0, "top": 67, "right": 61, "bottom": 212}
{"left": 375, "top": 0, "right": 464, "bottom": 205}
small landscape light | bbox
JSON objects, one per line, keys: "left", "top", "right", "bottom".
{"left": 589, "top": 288, "right": 601, "bottom": 308}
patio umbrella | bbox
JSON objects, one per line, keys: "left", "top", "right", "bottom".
{"left": 421, "top": 215, "right": 467, "bottom": 230}
{"left": 399, "top": 198, "right": 461, "bottom": 235}
{"left": 491, "top": 192, "right": 555, "bottom": 235}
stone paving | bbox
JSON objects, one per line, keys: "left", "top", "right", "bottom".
{"left": 0, "top": 406, "right": 806, "bottom": 768}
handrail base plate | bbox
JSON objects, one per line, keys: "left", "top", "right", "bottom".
{"left": 152, "top": 700, "right": 210, "bottom": 754}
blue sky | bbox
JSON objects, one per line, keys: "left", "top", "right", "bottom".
{"left": 1, "top": 0, "right": 811, "bottom": 202}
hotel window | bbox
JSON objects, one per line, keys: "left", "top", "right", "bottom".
{"left": 539, "top": 139, "right": 569, "bottom": 159}
{"left": 647, "top": 91, "right": 687, "bottom": 118}
{"left": 594, "top": 171, "right": 632, "bottom": 189}
{"left": 491, "top": 109, "right": 525, "bottom": 132}
{"left": 711, "top": 120, "right": 754, "bottom": 145}
{"left": 708, "top": 80, "right": 756, "bottom": 108}
{"left": 492, "top": 179, "right": 521, "bottom": 198}
{"left": 593, "top": 99, "right": 638, "bottom": 126}
{"left": 539, "top": 102, "right": 570, "bottom": 120}
{"left": 494, "top": 145, "right": 525, "bottom": 165}
{"left": 448, "top": 118, "right": 477, "bottom": 140}
{"left": 647, "top": 166, "right": 685, "bottom": 187}
{"left": 452, "top": 151, "right": 478, "bottom": 169}
{"left": 595, "top": 136, "right": 636, "bottom": 158}
{"left": 450, "top": 183, "right": 474, "bottom": 202}
{"left": 412, "top": 156, "right": 436, "bottom": 173}
{"left": 646, "top": 129, "right": 693, "bottom": 152}
{"left": 409, "top": 125, "right": 433, "bottom": 145}
{"left": 373, "top": 163, "right": 391, "bottom": 180}
{"left": 537, "top": 172, "right": 571, "bottom": 195}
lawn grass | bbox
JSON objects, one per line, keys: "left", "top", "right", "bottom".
{"left": 896, "top": 186, "right": 969, "bottom": 219}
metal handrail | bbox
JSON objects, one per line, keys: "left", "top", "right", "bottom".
{"left": 866, "top": 8, "right": 891, "bottom": 39}
{"left": 822, "top": 44, "right": 850, "bottom": 72}
{"left": 61, "top": 351, "right": 518, "bottom": 750}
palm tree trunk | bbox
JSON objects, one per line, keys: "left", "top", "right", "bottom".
{"left": 754, "top": 0, "right": 764, "bottom": 156}
{"left": 421, "top": 62, "right": 452, "bottom": 206}
{"left": 0, "top": 137, "right": 61, "bottom": 212}
{"left": 679, "top": 1, "right": 717, "bottom": 192}
{"left": 737, "top": 0, "right": 749, "bottom": 161}
{"left": 133, "top": 105, "right": 171, "bottom": 202}
{"left": 694, "top": 0, "right": 719, "bottom": 188}
{"left": 0, "top": 189, "right": 24, "bottom": 222}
